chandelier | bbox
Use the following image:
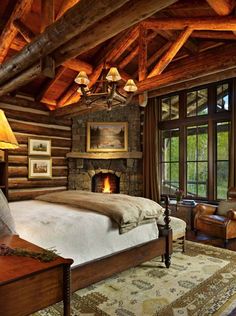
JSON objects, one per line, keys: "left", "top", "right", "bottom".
{"left": 74, "top": 67, "right": 137, "bottom": 110}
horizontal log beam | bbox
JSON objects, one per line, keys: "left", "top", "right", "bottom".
{"left": 0, "top": 63, "right": 42, "bottom": 97}
{"left": 148, "top": 68, "right": 236, "bottom": 98}
{"left": 9, "top": 146, "right": 70, "bottom": 157}
{"left": 8, "top": 120, "right": 71, "bottom": 138}
{"left": 138, "top": 43, "right": 236, "bottom": 94}
{"left": 8, "top": 156, "right": 67, "bottom": 167}
{"left": 14, "top": 133, "right": 71, "bottom": 147}
{"left": 54, "top": 0, "right": 178, "bottom": 65}
{"left": 142, "top": 17, "right": 236, "bottom": 31}
{"left": 191, "top": 30, "right": 236, "bottom": 41}
{"left": 0, "top": 0, "right": 130, "bottom": 86}
{"left": 9, "top": 178, "right": 67, "bottom": 189}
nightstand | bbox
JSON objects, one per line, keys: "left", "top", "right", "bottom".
{"left": 168, "top": 200, "right": 197, "bottom": 230}
{"left": 0, "top": 235, "right": 73, "bottom": 316}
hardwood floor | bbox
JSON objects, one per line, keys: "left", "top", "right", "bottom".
{"left": 186, "top": 231, "right": 236, "bottom": 251}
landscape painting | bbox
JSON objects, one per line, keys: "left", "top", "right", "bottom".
{"left": 28, "top": 158, "right": 52, "bottom": 179}
{"left": 28, "top": 138, "right": 51, "bottom": 156}
{"left": 87, "top": 122, "right": 128, "bottom": 152}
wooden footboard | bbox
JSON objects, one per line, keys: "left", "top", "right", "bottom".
{"left": 71, "top": 196, "right": 172, "bottom": 292}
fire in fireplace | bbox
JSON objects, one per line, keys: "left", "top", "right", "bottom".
{"left": 92, "top": 172, "right": 120, "bottom": 193}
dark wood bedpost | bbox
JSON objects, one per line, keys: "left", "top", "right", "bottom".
{"left": 163, "top": 195, "right": 172, "bottom": 268}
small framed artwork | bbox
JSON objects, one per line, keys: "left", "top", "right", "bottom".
{"left": 87, "top": 122, "right": 128, "bottom": 152}
{"left": 28, "top": 157, "right": 52, "bottom": 179}
{"left": 28, "top": 138, "right": 51, "bottom": 156}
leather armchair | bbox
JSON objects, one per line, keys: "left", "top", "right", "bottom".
{"left": 194, "top": 188, "right": 236, "bottom": 247}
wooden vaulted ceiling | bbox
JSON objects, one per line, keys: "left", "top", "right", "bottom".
{"left": 1, "top": 0, "right": 236, "bottom": 116}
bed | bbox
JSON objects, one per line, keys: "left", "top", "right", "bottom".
{"left": 8, "top": 191, "right": 172, "bottom": 292}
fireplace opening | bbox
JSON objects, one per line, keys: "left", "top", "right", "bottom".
{"left": 92, "top": 172, "right": 120, "bottom": 193}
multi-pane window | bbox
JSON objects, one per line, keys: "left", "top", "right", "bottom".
{"left": 216, "top": 83, "right": 230, "bottom": 112}
{"left": 216, "top": 122, "right": 230, "bottom": 199}
{"left": 161, "top": 95, "right": 179, "bottom": 121}
{"left": 187, "top": 125, "right": 208, "bottom": 198}
{"left": 187, "top": 88, "right": 208, "bottom": 117}
{"left": 158, "top": 80, "right": 232, "bottom": 201}
{"left": 161, "top": 129, "right": 179, "bottom": 195}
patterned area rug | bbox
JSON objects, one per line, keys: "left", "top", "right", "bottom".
{"left": 33, "top": 241, "right": 236, "bottom": 316}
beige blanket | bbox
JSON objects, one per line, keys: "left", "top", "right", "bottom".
{"left": 36, "top": 190, "right": 164, "bottom": 234}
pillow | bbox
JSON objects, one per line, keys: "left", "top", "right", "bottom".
{"left": 0, "top": 189, "right": 16, "bottom": 237}
{"left": 217, "top": 200, "right": 236, "bottom": 216}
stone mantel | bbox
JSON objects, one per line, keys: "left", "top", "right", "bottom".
{"left": 66, "top": 151, "right": 143, "bottom": 159}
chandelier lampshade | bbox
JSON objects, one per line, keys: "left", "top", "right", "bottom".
{"left": 0, "top": 110, "right": 19, "bottom": 149}
{"left": 74, "top": 66, "right": 138, "bottom": 110}
{"left": 106, "top": 67, "right": 122, "bottom": 82}
{"left": 124, "top": 79, "right": 138, "bottom": 92}
{"left": 75, "top": 71, "right": 90, "bottom": 86}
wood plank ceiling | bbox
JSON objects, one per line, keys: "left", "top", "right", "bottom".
{"left": 0, "top": 0, "right": 236, "bottom": 116}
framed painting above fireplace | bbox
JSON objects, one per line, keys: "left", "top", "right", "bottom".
{"left": 87, "top": 122, "right": 128, "bottom": 152}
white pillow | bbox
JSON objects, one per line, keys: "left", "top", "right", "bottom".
{"left": 217, "top": 200, "right": 236, "bottom": 216}
{"left": 0, "top": 189, "right": 16, "bottom": 237}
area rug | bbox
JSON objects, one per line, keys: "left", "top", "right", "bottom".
{"left": 33, "top": 241, "right": 236, "bottom": 316}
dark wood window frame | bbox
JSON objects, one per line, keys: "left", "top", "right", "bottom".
{"left": 158, "top": 80, "right": 232, "bottom": 201}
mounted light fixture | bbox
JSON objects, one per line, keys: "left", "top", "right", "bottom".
{"left": 75, "top": 66, "right": 137, "bottom": 111}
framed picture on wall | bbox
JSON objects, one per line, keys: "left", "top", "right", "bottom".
{"left": 87, "top": 122, "right": 128, "bottom": 152}
{"left": 28, "top": 157, "right": 52, "bottom": 179}
{"left": 28, "top": 138, "right": 51, "bottom": 156}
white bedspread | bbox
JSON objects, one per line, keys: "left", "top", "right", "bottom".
{"left": 9, "top": 200, "right": 159, "bottom": 267}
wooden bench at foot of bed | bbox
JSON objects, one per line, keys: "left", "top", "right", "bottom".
{"left": 71, "top": 196, "right": 172, "bottom": 292}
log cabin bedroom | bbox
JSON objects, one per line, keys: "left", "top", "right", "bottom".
{"left": 1, "top": 0, "right": 236, "bottom": 315}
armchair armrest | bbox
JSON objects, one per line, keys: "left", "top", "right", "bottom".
{"left": 195, "top": 203, "right": 217, "bottom": 216}
{"left": 227, "top": 209, "right": 236, "bottom": 220}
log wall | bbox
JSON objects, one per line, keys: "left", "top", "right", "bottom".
{"left": 0, "top": 96, "right": 72, "bottom": 201}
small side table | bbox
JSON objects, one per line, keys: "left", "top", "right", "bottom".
{"left": 0, "top": 235, "right": 73, "bottom": 316}
{"left": 168, "top": 200, "right": 197, "bottom": 230}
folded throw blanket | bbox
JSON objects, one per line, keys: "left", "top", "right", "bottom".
{"left": 36, "top": 190, "right": 164, "bottom": 234}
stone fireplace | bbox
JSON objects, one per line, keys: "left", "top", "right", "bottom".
{"left": 68, "top": 105, "right": 143, "bottom": 196}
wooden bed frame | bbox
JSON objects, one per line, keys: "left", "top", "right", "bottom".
{"left": 71, "top": 195, "right": 172, "bottom": 292}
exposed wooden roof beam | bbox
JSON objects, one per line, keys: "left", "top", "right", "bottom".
{"left": 148, "top": 27, "right": 192, "bottom": 78}
{"left": 53, "top": 0, "right": 178, "bottom": 66}
{"left": 41, "top": 0, "right": 55, "bottom": 33}
{"left": 105, "top": 26, "right": 139, "bottom": 63}
{"left": 13, "top": 19, "right": 34, "bottom": 43}
{"left": 192, "top": 30, "right": 236, "bottom": 40}
{"left": 147, "top": 42, "right": 172, "bottom": 69}
{"left": 142, "top": 17, "right": 236, "bottom": 31}
{"left": 56, "top": 0, "right": 79, "bottom": 19}
{"left": 63, "top": 59, "right": 93, "bottom": 74}
{"left": 119, "top": 31, "right": 157, "bottom": 69}
{"left": 0, "top": 0, "right": 33, "bottom": 63}
{"left": 36, "top": 66, "right": 67, "bottom": 102}
{"left": 58, "top": 64, "right": 104, "bottom": 107}
{"left": 138, "top": 43, "right": 236, "bottom": 94}
{"left": 0, "top": 0, "right": 131, "bottom": 86}
{"left": 138, "top": 25, "right": 148, "bottom": 107}
{"left": 206, "top": 0, "right": 236, "bottom": 15}
{"left": 156, "top": 29, "right": 198, "bottom": 54}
